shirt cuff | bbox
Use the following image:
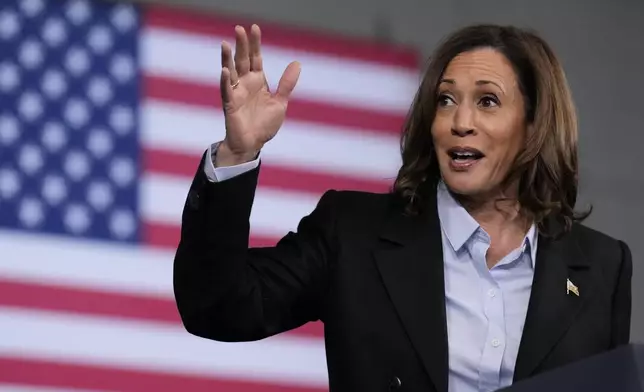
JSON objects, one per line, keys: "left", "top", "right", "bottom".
{"left": 204, "top": 141, "right": 261, "bottom": 182}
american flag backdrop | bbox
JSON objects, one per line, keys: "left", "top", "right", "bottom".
{"left": 0, "top": 0, "right": 420, "bottom": 390}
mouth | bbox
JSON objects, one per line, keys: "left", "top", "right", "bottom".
{"left": 446, "top": 147, "right": 485, "bottom": 171}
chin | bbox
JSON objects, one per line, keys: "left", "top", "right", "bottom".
{"left": 441, "top": 174, "right": 490, "bottom": 197}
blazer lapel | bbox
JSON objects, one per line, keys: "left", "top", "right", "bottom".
{"left": 373, "top": 186, "right": 449, "bottom": 392}
{"left": 514, "top": 228, "right": 593, "bottom": 381}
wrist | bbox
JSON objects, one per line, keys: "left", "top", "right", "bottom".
{"left": 214, "top": 141, "right": 258, "bottom": 167}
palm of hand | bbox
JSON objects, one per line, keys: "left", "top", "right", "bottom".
{"left": 220, "top": 24, "right": 301, "bottom": 157}
{"left": 224, "top": 72, "right": 286, "bottom": 153}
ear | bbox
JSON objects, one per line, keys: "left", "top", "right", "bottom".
{"left": 527, "top": 122, "right": 536, "bottom": 134}
{"left": 523, "top": 122, "right": 538, "bottom": 145}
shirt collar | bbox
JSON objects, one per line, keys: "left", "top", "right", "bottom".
{"left": 436, "top": 181, "right": 480, "bottom": 252}
{"left": 524, "top": 223, "right": 538, "bottom": 268}
{"left": 436, "top": 181, "right": 538, "bottom": 268}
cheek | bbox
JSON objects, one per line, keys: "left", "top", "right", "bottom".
{"left": 430, "top": 116, "right": 452, "bottom": 144}
{"left": 481, "top": 115, "right": 525, "bottom": 149}
{"left": 486, "top": 128, "right": 526, "bottom": 170}
{"left": 501, "top": 125, "right": 526, "bottom": 155}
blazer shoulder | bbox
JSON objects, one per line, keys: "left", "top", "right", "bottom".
{"left": 571, "top": 222, "right": 628, "bottom": 251}
{"left": 325, "top": 188, "right": 392, "bottom": 206}
{"left": 570, "top": 223, "right": 631, "bottom": 274}
{"left": 316, "top": 189, "right": 395, "bottom": 228}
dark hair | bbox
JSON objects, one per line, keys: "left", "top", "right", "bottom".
{"left": 393, "top": 24, "right": 590, "bottom": 237}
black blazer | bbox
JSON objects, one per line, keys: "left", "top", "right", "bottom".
{"left": 173, "top": 155, "right": 632, "bottom": 392}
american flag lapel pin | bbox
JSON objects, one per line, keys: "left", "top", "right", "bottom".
{"left": 566, "top": 278, "right": 579, "bottom": 296}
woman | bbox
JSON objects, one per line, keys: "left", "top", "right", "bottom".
{"left": 173, "top": 24, "right": 632, "bottom": 392}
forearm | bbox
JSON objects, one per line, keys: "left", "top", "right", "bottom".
{"left": 174, "top": 152, "right": 335, "bottom": 342}
{"left": 174, "top": 153, "right": 267, "bottom": 341}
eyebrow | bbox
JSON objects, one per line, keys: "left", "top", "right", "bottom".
{"left": 439, "top": 78, "right": 505, "bottom": 92}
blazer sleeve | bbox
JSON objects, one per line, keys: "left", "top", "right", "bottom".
{"left": 610, "top": 240, "right": 633, "bottom": 347}
{"left": 173, "top": 152, "right": 338, "bottom": 342}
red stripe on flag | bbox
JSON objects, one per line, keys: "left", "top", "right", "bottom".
{"left": 0, "top": 279, "right": 324, "bottom": 339}
{"left": 0, "top": 278, "right": 180, "bottom": 325}
{"left": 143, "top": 75, "right": 407, "bottom": 137}
{"left": 142, "top": 148, "right": 392, "bottom": 196}
{"left": 144, "top": 5, "right": 418, "bottom": 69}
{"left": 0, "top": 357, "right": 326, "bottom": 392}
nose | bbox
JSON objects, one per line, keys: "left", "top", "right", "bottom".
{"left": 451, "top": 103, "right": 475, "bottom": 137}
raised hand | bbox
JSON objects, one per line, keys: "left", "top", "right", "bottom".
{"left": 217, "top": 24, "right": 301, "bottom": 167}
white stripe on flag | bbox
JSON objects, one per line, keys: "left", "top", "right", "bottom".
{"left": 140, "top": 173, "right": 320, "bottom": 237}
{"left": 0, "top": 230, "right": 173, "bottom": 298}
{"left": 140, "top": 100, "right": 401, "bottom": 180}
{"left": 141, "top": 27, "right": 419, "bottom": 113}
{"left": 0, "top": 308, "right": 328, "bottom": 388}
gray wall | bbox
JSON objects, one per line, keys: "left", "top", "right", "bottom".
{"left": 136, "top": 0, "right": 644, "bottom": 341}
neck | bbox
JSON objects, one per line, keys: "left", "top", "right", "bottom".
{"left": 451, "top": 184, "right": 531, "bottom": 236}
{"left": 450, "top": 184, "right": 533, "bottom": 268}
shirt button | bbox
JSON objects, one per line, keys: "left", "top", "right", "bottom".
{"left": 488, "top": 289, "right": 496, "bottom": 297}
{"left": 491, "top": 339, "right": 501, "bottom": 347}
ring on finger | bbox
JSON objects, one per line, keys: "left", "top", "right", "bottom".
{"left": 231, "top": 80, "right": 240, "bottom": 89}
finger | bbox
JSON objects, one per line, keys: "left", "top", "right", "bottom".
{"left": 234, "top": 25, "right": 251, "bottom": 76}
{"left": 275, "top": 61, "right": 301, "bottom": 105}
{"left": 221, "top": 41, "right": 238, "bottom": 83}
{"left": 249, "top": 24, "right": 263, "bottom": 72}
{"left": 220, "top": 67, "right": 234, "bottom": 106}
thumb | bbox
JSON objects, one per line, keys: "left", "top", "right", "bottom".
{"left": 275, "top": 61, "right": 301, "bottom": 105}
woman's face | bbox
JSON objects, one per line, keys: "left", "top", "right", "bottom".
{"left": 431, "top": 48, "right": 528, "bottom": 198}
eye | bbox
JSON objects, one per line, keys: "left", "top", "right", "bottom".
{"left": 479, "top": 95, "right": 499, "bottom": 108}
{"left": 437, "top": 94, "right": 456, "bottom": 107}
